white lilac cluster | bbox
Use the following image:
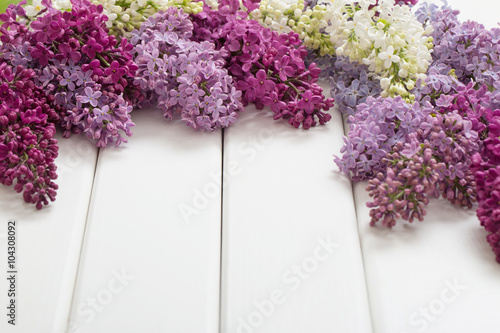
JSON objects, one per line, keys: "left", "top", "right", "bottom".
{"left": 250, "top": 0, "right": 434, "bottom": 99}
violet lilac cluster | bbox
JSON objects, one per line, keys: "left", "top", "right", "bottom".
{"left": 334, "top": 96, "right": 425, "bottom": 181}
{"left": 417, "top": 2, "right": 500, "bottom": 92}
{"left": 131, "top": 7, "right": 243, "bottom": 131}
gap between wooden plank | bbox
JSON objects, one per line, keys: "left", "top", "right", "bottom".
{"left": 62, "top": 147, "right": 101, "bottom": 333}
{"left": 340, "top": 112, "right": 376, "bottom": 332}
{"left": 218, "top": 128, "right": 225, "bottom": 333}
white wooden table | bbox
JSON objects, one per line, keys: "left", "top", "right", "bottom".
{"left": 1, "top": 1, "right": 499, "bottom": 332}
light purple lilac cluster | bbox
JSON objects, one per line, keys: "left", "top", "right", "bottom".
{"left": 0, "top": 0, "right": 138, "bottom": 147}
{"left": 334, "top": 96, "right": 425, "bottom": 181}
{"left": 190, "top": 0, "right": 334, "bottom": 129}
{"left": 131, "top": 7, "right": 243, "bottom": 131}
{"left": 471, "top": 111, "right": 500, "bottom": 263}
{"left": 0, "top": 63, "right": 59, "bottom": 209}
{"left": 417, "top": 2, "right": 500, "bottom": 91}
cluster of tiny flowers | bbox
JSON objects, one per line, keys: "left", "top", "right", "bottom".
{"left": 412, "top": 63, "right": 460, "bottom": 105}
{"left": 250, "top": 0, "right": 419, "bottom": 57}
{"left": 471, "top": 110, "right": 500, "bottom": 263}
{"left": 366, "top": 109, "right": 480, "bottom": 227}
{"left": 93, "top": 0, "right": 204, "bottom": 38}
{"left": 191, "top": 0, "right": 334, "bottom": 129}
{"left": 326, "top": 54, "right": 381, "bottom": 115}
{"left": 251, "top": 0, "right": 433, "bottom": 99}
{"left": 248, "top": 0, "right": 335, "bottom": 56}
{"left": 417, "top": 2, "right": 500, "bottom": 92}
{"left": 0, "top": 63, "right": 59, "bottom": 209}
{"left": 131, "top": 7, "right": 243, "bottom": 130}
{"left": 334, "top": 96, "right": 426, "bottom": 181}
{"left": 325, "top": 0, "right": 433, "bottom": 99}
{"left": 0, "top": 0, "right": 138, "bottom": 147}
{"left": 21, "top": 0, "right": 204, "bottom": 38}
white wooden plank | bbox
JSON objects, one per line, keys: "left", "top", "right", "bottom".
{"left": 68, "top": 108, "right": 222, "bottom": 333}
{"left": 0, "top": 134, "right": 98, "bottom": 333}
{"left": 353, "top": 184, "right": 500, "bottom": 333}
{"left": 349, "top": 2, "right": 500, "bottom": 333}
{"left": 221, "top": 89, "right": 372, "bottom": 333}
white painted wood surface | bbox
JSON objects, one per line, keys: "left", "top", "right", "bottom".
{"left": 1, "top": 1, "right": 500, "bottom": 332}
{"left": 353, "top": 185, "right": 500, "bottom": 333}
{"left": 67, "top": 108, "right": 222, "bottom": 333}
{"left": 221, "top": 92, "right": 372, "bottom": 333}
{"left": 0, "top": 134, "right": 98, "bottom": 333}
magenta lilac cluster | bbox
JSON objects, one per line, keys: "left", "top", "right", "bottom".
{"left": 471, "top": 111, "right": 500, "bottom": 263}
{"left": 190, "top": 0, "right": 334, "bottom": 129}
{"left": 0, "top": 63, "right": 59, "bottom": 209}
{"left": 131, "top": 8, "right": 243, "bottom": 131}
{"left": 0, "top": 0, "right": 138, "bottom": 147}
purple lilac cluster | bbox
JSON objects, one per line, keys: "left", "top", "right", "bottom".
{"left": 0, "top": 0, "right": 138, "bottom": 147}
{"left": 334, "top": 96, "right": 425, "bottom": 181}
{"left": 366, "top": 109, "right": 480, "bottom": 227}
{"left": 0, "top": 63, "right": 59, "bottom": 209}
{"left": 190, "top": 0, "right": 334, "bottom": 129}
{"left": 417, "top": 3, "right": 500, "bottom": 91}
{"left": 471, "top": 111, "right": 500, "bottom": 262}
{"left": 412, "top": 63, "right": 460, "bottom": 105}
{"left": 131, "top": 8, "right": 243, "bottom": 131}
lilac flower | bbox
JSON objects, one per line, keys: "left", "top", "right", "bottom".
{"left": 275, "top": 55, "right": 295, "bottom": 81}
{"left": 93, "top": 106, "right": 112, "bottom": 124}
{"left": 465, "top": 56, "right": 488, "bottom": 77}
{"left": 262, "top": 91, "right": 286, "bottom": 113}
{"left": 81, "top": 37, "right": 104, "bottom": 59}
{"left": 104, "top": 61, "right": 127, "bottom": 84}
{"left": 76, "top": 71, "right": 93, "bottom": 86}
{"left": 39, "top": 67, "right": 54, "bottom": 87}
{"left": 59, "top": 71, "right": 78, "bottom": 91}
{"left": 78, "top": 87, "right": 102, "bottom": 107}
{"left": 30, "top": 42, "right": 54, "bottom": 66}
